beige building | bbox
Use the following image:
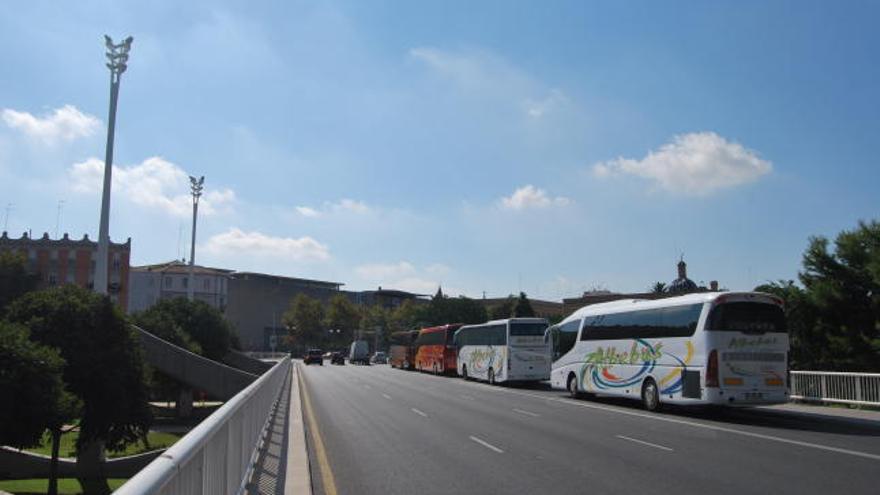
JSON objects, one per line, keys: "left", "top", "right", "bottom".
{"left": 128, "top": 260, "right": 233, "bottom": 314}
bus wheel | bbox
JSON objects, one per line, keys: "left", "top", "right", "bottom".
{"left": 488, "top": 368, "right": 496, "bottom": 385}
{"left": 567, "top": 373, "right": 581, "bottom": 399}
{"left": 641, "top": 378, "right": 662, "bottom": 412}
{"left": 461, "top": 365, "right": 469, "bottom": 380}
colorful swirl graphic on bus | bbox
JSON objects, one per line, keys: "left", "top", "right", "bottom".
{"left": 468, "top": 347, "right": 504, "bottom": 374}
{"left": 580, "top": 340, "right": 694, "bottom": 395}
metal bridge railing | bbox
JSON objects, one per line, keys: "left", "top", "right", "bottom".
{"left": 244, "top": 351, "right": 290, "bottom": 361}
{"left": 115, "top": 357, "right": 291, "bottom": 495}
{"left": 790, "top": 371, "right": 880, "bottom": 407}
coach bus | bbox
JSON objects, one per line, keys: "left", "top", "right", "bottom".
{"left": 550, "top": 292, "right": 790, "bottom": 411}
{"left": 455, "top": 318, "right": 551, "bottom": 384}
{"left": 389, "top": 330, "right": 419, "bottom": 370}
{"left": 414, "top": 324, "right": 462, "bottom": 374}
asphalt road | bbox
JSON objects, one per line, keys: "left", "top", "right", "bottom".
{"left": 297, "top": 361, "right": 880, "bottom": 495}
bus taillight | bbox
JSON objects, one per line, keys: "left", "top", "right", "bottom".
{"left": 706, "top": 349, "right": 719, "bottom": 388}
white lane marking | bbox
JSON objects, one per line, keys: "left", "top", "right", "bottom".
{"left": 460, "top": 384, "right": 880, "bottom": 462}
{"left": 460, "top": 394, "right": 475, "bottom": 400}
{"left": 513, "top": 408, "right": 540, "bottom": 417}
{"left": 469, "top": 435, "right": 504, "bottom": 454}
{"left": 411, "top": 408, "right": 428, "bottom": 417}
{"left": 616, "top": 435, "right": 674, "bottom": 452}
{"left": 382, "top": 393, "right": 392, "bottom": 400}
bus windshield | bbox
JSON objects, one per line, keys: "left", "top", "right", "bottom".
{"left": 510, "top": 322, "right": 548, "bottom": 336}
{"left": 707, "top": 302, "right": 786, "bottom": 334}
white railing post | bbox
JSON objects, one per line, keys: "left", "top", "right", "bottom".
{"left": 788, "top": 370, "right": 880, "bottom": 407}
{"left": 115, "top": 357, "right": 291, "bottom": 495}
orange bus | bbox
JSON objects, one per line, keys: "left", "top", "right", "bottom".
{"left": 389, "top": 330, "right": 419, "bottom": 370}
{"left": 414, "top": 324, "right": 462, "bottom": 375}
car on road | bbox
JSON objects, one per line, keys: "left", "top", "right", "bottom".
{"left": 304, "top": 348, "right": 324, "bottom": 365}
{"left": 371, "top": 351, "right": 387, "bottom": 364}
{"left": 331, "top": 351, "right": 346, "bottom": 365}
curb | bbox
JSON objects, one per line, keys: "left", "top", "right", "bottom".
{"left": 285, "top": 364, "right": 311, "bottom": 494}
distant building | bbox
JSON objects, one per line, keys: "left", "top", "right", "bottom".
{"left": 667, "top": 259, "right": 698, "bottom": 294}
{"left": 346, "top": 287, "right": 429, "bottom": 310}
{"left": 128, "top": 260, "right": 233, "bottom": 314}
{"left": 225, "top": 272, "right": 344, "bottom": 351}
{"left": 479, "top": 297, "right": 565, "bottom": 320}
{"left": 0, "top": 231, "right": 130, "bottom": 309}
{"left": 562, "top": 259, "right": 720, "bottom": 317}
{"left": 562, "top": 290, "right": 666, "bottom": 318}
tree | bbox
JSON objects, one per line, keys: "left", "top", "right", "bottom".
{"left": 389, "top": 299, "right": 430, "bottom": 333}
{"left": 489, "top": 296, "right": 515, "bottom": 320}
{"left": 324, "top": 294, "right": 361, "bottom": 347}
{"left": 0, "top": 251, "right": 39, "bottom": 315}
{"left": 282, "top": 293, "right": 325, "bottom": 348}
{"left": 5, "top": 286, "right": 152, "bottom": 494}
{"left": 133, "top": 298, "right": 233, "bottom": 361}
{"left": 513, "top": 292, "right": 536, "bottom": 317}
{"left": 360, "top": 305, "right": 391, "bottom": 348}
{"left": 0, "top": 322, "right": 81, "bottom": 495}
{"left": 799, "top": 220, "right": 880, "bottom": 370}
{"left": 650, "top": 282, "right": 667, "bottom": 294}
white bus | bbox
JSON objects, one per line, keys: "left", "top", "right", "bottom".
{"left": 455, "top": 318, "right": 551, "bottom": 384}
{"left": 550, "top": 292, "right": 789, "bottom": 411}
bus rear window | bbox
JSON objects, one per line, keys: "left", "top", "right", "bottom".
{"left": 707, "top": 302, "right": 786, "bottom": 334}
{"left": 510, "top": 322, "right": 548, "bottom": 336}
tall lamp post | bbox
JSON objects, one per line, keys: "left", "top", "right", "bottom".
{"left": 187, "top": 175, "right": 204, "bottom": 301}
{"left": 94, "top": 35, "right": 133, "bottom": 295}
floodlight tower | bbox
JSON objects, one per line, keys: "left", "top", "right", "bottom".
{"left": 187, "top": 175, "right": 204, "bottom": 301}
{"left": 94, "top": 35, "right": 133, "bottom": 295}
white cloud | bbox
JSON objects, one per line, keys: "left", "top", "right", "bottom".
{"left": 295, "top": 206, "right": 320, "bottom": 217}
{"left": 500, "top": 185, "right": 571, "bottom": 210}
{"left": 295, "top": 198, "right": 371, "bottom": 217}
{"left": 203, "top": 228, "right": 330, "bottom": 262}
{"left": 410, "top": 46, "right": 568, "bottom": 119}
{"left": 355, "top": 261, "right": 458, "bottom": 295}
{"left": 68, "top": 156, "right": 236, "bottom": 217}
{"left": 2, "top": 105, "right": 101, "bottom": 144}
{"left": 356, "top": 261, "right": 416, "bottom": 280}
{"left": 592, "top": 132, "right": 772, "bottom": 196}
{"left": 331, "top": 198, "right": 370, "bottom": 214}
{"left": 524, "top": 89, "right": 568, "bottom": 118}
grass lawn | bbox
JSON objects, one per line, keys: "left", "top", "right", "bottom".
{"left": 24, "top": 430, "right": 183, "bottom": 458}
{"left": 0, "top": 431, "right": 182, "bottom": 494}
{"left": 0, "top": 478, "right": 127, "bottom": 494}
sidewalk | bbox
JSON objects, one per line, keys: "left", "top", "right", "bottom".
{"left": 245, "top": 363, "right": 310, "bottom": 495}
{"left": 758, "top": 402, "right": 880, "bottom": 424}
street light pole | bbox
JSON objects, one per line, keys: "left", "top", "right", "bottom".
{"left": 95, "top": 35, "right": 133, "bottom": 295}
{"left": 187, "top": 175, "right": 204, "bottom": 301}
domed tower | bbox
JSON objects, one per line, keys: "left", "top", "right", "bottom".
{"left": 667, "top": 257, "right": 698, "bottom": 294}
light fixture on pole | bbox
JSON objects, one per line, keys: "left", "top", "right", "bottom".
{"left": 187, "top": 175, "right": 204, "bottom": 302}
{"left": 94, "top": 35, "right": 133, "bottom": 295}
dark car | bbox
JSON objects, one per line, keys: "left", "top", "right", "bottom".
{"left": 304, "top": 348, "right": 324, "bottom": 365}
{"left": 330, "top": 351, "right": 346, "bottom": 365}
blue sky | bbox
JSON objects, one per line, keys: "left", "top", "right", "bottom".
{"left": 1, "top": 1, "right": 878, "bottom": 299}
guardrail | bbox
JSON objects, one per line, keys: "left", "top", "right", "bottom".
{"left": 244, "top": 351, "right": 290, "bottom": 361}
{"left": 790, "top": 371, "right": 880, "bottom": 407}
{"left": 115, "top": 357, "right": 291, "bottom": 495}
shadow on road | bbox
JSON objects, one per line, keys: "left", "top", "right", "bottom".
{"left": 501, "top": 382, "right": 880, "bottom": 437}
